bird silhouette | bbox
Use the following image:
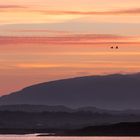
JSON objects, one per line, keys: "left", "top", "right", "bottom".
{"left": 110, "top": 46, "right": 119, "bottom": 49}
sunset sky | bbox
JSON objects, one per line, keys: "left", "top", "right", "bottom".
{"left": 0, "top": 0, "right": 140, "bottom": 95}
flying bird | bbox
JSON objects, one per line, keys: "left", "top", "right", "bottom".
{"left": 110, "top": 46, "right": 119, "bottom": 49}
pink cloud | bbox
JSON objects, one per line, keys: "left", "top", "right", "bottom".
{"left": 7, "top": 29, "right": 72, "bottom": 34}
{"left": 0, "top": 34, "right": 139, "bottom": 45}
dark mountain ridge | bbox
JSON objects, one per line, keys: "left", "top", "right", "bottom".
{"left": 0, "top": 105, "right": 140, "bottom": 115}
{"left": 0, "top": 73, "right": 140, "bottom": 110}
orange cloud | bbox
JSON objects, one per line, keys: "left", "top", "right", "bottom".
{"left": 6, "top": 29, "right": 72, "bottom": 34}
{"left": 0, "top": 34, "right": 138, "bottom": 45}
{"left": 40, "top": 8, "right": 140, "bottom": 15}
{"left": 17, "top": 63, "right": 63, "bottom": 68}
{"left": 0, "top": 5, "right": 26, "bottom": 9}
{"left": 1, "top": 6, "right": 140, "bottom": 16}
{"left": 16, "top": 62, "right": 140, "bottom": 69}
{"left": 47, "top": 52, "right": 140, "bottom": 56}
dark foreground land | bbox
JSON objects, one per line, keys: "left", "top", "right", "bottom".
{"left": 0, "top": 109, "right": 140, "bottom": 136}
{"left": 1, "top": 74, "right": 140, "bottom": 136}
{"left": 60, "top": 122, "right": 140, "bottom": 136}
{"left": 1, "top": 122, "right": 140, "bottom": 136}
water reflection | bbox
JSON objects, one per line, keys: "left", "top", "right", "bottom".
{"left": 0, "top": 135, "right": 139, "bottom": 140}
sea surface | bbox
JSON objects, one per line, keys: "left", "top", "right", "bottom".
{"left": 0, "top": 135, "right": 140, "bottom": 140}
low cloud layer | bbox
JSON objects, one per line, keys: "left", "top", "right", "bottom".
{"left": 0, "top": 5, "right": 26, "bottom": 9}
{"left": 0, "top": 34, "right": 138, "bottom": 45}
{"left": 0, "top": 5, "right": 140, "bottom": 16}
{"left": 41, "top": 8, "right": 140, "bottom": 15}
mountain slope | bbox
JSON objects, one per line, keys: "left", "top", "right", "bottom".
{"left": 0, "top": 73, "right": 140, "bottom": 110}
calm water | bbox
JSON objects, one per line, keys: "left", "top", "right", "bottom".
{"left": 0, "top": 135, "right": 139, "bottom": 140}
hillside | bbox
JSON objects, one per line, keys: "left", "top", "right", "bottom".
{"left": 0, "top": 73, "right": 140, "bottom": 110}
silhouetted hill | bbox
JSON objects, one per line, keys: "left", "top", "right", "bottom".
{"left": 0, "top": 110, "right": 140, "bottom": 135}
{"left": 0, "top": 111, "right": 140, "bottom": 131}
{"left": 1, "top": 73, "right": 140, "bottom": 110}
{"left": 0, "top": 105, "right": 140, "bottom": 115}
{"left": 0, "top": 105, "right": 113, "bottom": 113}
{"left": 0, "top": 105, "right": 74, "bottom": 113}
